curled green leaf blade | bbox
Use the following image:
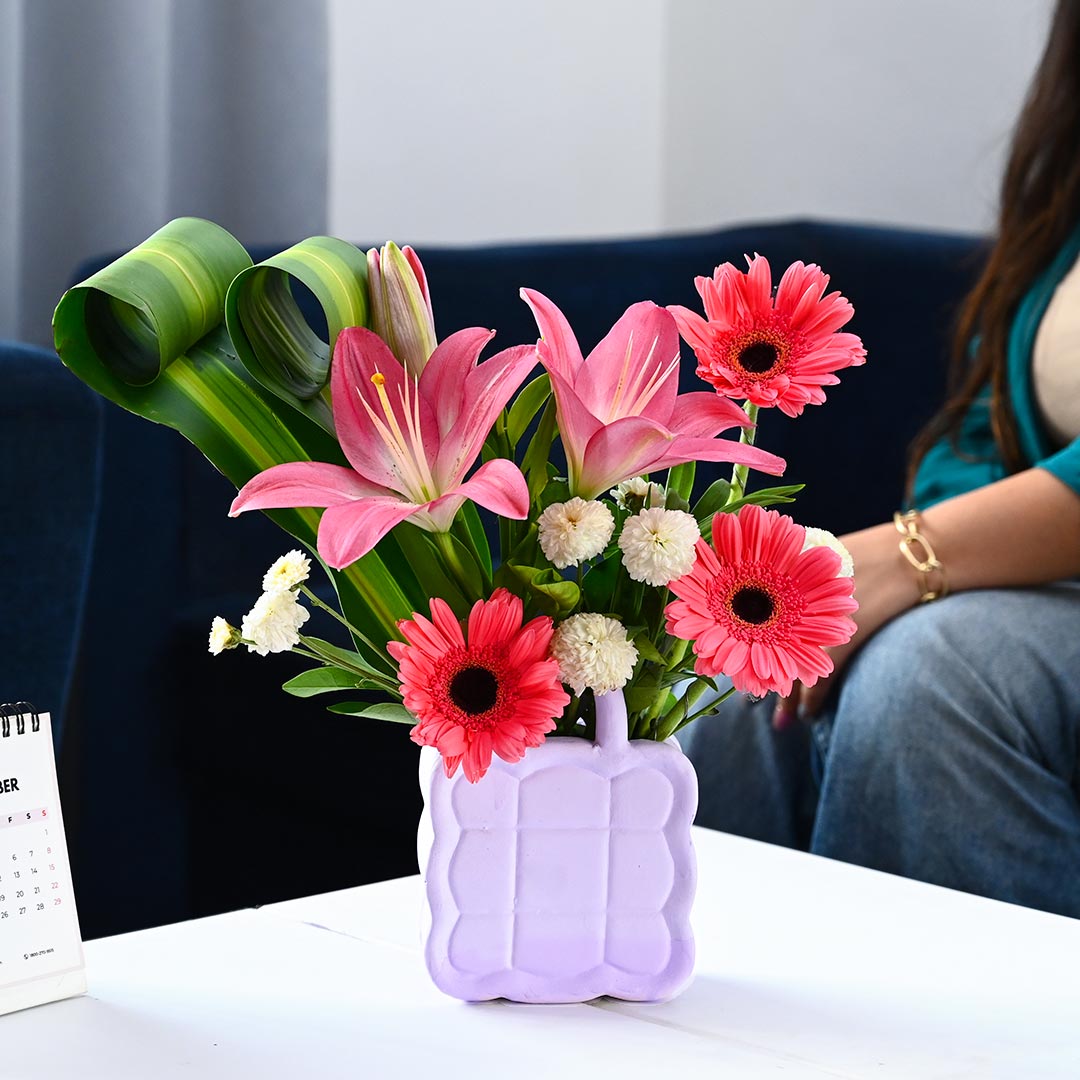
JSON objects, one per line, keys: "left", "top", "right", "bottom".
{"left": 53, "top": 217, "right": 417, "bottom": 648}
{"left": 224, "top": 236, "right": 370, "bottom": 432}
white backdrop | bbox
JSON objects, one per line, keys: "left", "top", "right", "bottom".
{"left": 329, "top": 0, "right": 1053, "bottom": 245}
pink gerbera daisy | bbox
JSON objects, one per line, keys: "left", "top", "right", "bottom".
{"left": 664, "top": 505, "right": 858, "bottom": 698}
{"left": 388, "top": 588, "right": 570, "bottom": 783}
{"left": 668, "top": 255, "right": 867, "bottom": 417}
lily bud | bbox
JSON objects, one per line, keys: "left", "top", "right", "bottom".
{"left": 367, "top": 241, "right": 437, "bottom": 378}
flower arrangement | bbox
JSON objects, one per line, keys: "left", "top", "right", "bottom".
{"left": 55, "top": 221, "right": 863, "bottom": 784}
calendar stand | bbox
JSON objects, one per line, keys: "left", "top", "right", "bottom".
{"left": 0, "top": 705, "right": 86, "bottom": 1015}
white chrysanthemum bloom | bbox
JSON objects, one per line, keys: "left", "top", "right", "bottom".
{"left": 241, "top": 591, "right": 310, "bottom": 656}
{"left": 538, "top": 498, "right": 615, "bottom": 569}
{"left": 802, "top": 527, "right": 855, "bottom": 577}
{"left": 208, "top": 616, "right": 241, "bottom": 656}
{"left": 610, "top": 477, "right": 666, "bottom": 511}
{"left": 262, "top": 549, "right": 312, "bottom": 594}
{"left": 618, "top": 507, "right": 700, "bottom": 587}
{"left": 550, "top": 613, "right": 639, "bottom": 696}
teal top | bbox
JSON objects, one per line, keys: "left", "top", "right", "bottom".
{"left": 913, "top": 225, "right": 1080, "bottom": 508}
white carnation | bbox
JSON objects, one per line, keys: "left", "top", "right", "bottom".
{"left": 241, "top": 591, "right": 310, "bottom": 656}
{"left": 538, "top": 498, "right": 615, "bottom": 569}
{"left": 610, "top": 477, "right": 666, "bottom": 511}
{"left": 618, "top": 507, "right": 700, "bottom": 587}
{"left": 208, "top": 616, "right": 240, "bottom": 656}
{"left": 551, "top": 613, "right": 638, "bottom": 696}
{"left": 802, "top": 527, "right": 854, "bottom": 577}
{"left": 262, "top": 549, "right": 312, "bottom": 594}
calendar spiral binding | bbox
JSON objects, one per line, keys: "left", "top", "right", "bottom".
{"left": 0, "top": 702, "right": 40, "bottom": 739}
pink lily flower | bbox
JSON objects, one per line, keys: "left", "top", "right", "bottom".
{"left": 230, "top": 326, "right": 536, "bottom": 569}
{"left": 367, "top": 242, "right": 437, "bottom": 379}
{"left": 520, "top": 290, "right": 786, "bottom": 499}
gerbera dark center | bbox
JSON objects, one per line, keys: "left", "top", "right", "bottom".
{"left": 449, "top": 665, "right": 499, "bottom": 715}
{"left": 739, "top": 341, "right": 779, "bottom": 374}
{"left": 731, "top": 586, "right": 775, "bottom": 625}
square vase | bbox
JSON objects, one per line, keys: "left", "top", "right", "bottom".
{"left": 417, "top": 689, "right": 697, "bottom": 1003}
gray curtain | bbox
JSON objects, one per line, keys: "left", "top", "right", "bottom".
{"left": 0, "top": 0, "right": 329, "bottom": 345}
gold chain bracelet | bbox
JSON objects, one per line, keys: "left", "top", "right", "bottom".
{"left": 893, "top": 510, "right": 949, "bottom": 603}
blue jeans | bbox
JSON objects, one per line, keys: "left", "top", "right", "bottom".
{"left": 684, "top": 584, "right": 1080, "bottom": 918}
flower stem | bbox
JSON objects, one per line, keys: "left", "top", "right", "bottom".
{"left": 434, "top": 530, "right": 482, "bottom": 601}
{"left": 727, "top": 400, "right": 759, "bottom": 505}
{"left": 299, "top": 585, "right": 394, "bottom": 671}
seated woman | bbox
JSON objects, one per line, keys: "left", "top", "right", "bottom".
{"left": 687, "top": 0, "right": 1080, "bottom": 919}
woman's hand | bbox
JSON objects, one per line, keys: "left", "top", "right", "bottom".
{"left": 774, "top": 521, "right": 915, "bottom": 728}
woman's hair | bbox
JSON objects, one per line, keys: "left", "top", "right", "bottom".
{"left": 908, "top": 0, "right": 1080, "bottom": 486}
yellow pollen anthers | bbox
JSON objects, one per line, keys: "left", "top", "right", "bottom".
{"left": 359, "top": 366, "right": 438, "bottom": 503}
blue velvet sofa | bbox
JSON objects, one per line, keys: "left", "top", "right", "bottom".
{"left": 52, "top": 219, "right": 983, "bottom": 938}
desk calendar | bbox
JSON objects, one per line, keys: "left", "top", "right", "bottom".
{"left": 0, "top": 706, "right": 85, "bottom": 1015}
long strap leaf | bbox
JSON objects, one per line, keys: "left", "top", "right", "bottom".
{"left": 53, "top": 217, "right": 415, "bottom": 649}
{"left": 224, "top": 236, "right": 370, "bottom": 433}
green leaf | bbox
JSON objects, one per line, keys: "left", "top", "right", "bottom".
{"left": 692, "top": 478, "right": 731, "bottom": 521}
{"left": 391, "top": 525, "right": 469, "bottom": 615}
{"left": 301, "top": 637, "right": 391, "bottom": 677}
{"left": 457, "top": 501, "right": 493, "bottom": 580}
{"left": 507, "top": 373, "right": 551, "bottom": 447}
{"left": 581, "top": 553, "right": 621, "bottom": 611}
{"left": 523, "top": 398, "right": 558, "bottom": 504}
{"left": 282, "top": 667, "right": 384, "bottom": 697}
{"left": 717, "top": 483, "right": 806, "bottom": 519}
{"left": 327, "top": 701, "right": 415, "bottom": 724}
{"left": 666, "top": 461, "right": 696, "bottom": 504}
{"left": 224, "top": 236, "right": 370, "bottom": 433}
{"left": 53, "top": 217, "right": 419, "bottom": 651}
{"left": 633, "top": 634, "right": 666, "bottom": 665}
{"left": 499, "top": 562, "right": 580, "bottom": 617}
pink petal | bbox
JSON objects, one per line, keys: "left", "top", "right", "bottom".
{"left": 667, "top": 391, "right": 752, "bottom": 437}
{"left": 743, "top": 254, "right": 774, "bottom": 319}
{"left": 331, "top": 328, "right": 439, "bottom": 487}
{"left": 667, "top": 305, "right": 715, "bottom": 355}
{"left": 421, "top": 327, "right": 495, "bottom": 437}
{"left": 649, "top": 435, "right": 786, "bottom": 477}
{"left": 403, "top": 246, "right": 432, "bottom": 311}
{"left": 230, "top": 461, "right": 390, "bottom": 516}
{"left": 434, "top": 343, "right": 538, "bottom": 488}
{"left": 520, "top": 288, "right": 585, "bottom": 382}
{"left": 575, "top": 415, "right": 677, "bottom": 498}
{"left": 544, "top": 367, "right": 604, "bottom": 488}
{"left": 575, "top": 302, "right": 681, "bottom": 424}
{"left": 317, "top": 496, "right": 421, "bottom": 568}
{"left": 452, "top": 458, "right": 530, "bottom": 519}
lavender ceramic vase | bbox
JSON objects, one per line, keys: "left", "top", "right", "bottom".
{"left": 417, "top": 689, "right": 698, "bottom": 1003}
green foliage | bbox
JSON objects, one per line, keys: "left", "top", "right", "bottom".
{"left": 282, "top": 667, "right": 384, "bottom": 697}
{"left": 327, "top": 702, "right": 416, "bottom": 724}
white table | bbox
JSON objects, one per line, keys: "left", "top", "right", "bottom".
{"left": 3, "top": 827, "right": 1079, "bottom": 1079}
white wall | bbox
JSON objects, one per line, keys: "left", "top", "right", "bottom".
{"left": 328, "top": 0, "right": 1054, "bottom": 245}
{"left": 664, "top": 0, "right": 1053, "bottom": 236}
{"left": 328, "top": 0, "right": 668, "bottom": 245}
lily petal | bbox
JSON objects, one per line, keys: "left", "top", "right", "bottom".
{"left": 650, "top": 435, "right": 786, "bottom": 476}
{"left": 421, "top": 327, "right": 495, "bottom": 437}
{"left": 435, "top": 344, "right": 537, "bottom": 488}
{"left": 576, "top": 415, "right": 678, "bottom": 499}
{"left": 576, "top": 302, "right": 680, "bottom": 424}
{"left": 519, "top": 288, "right": 585, "bottom": 382}
{"left": 452, "top": 458, "right": 530, "bottom": 519}
{"left": 318, "top": 496, "right": 422, "bottom": 568}
{"left": 667, "top": 391, "right": 752, "bottom": 437}
{"left": 230, "top": 461, "right": 390, "bottom": 517}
